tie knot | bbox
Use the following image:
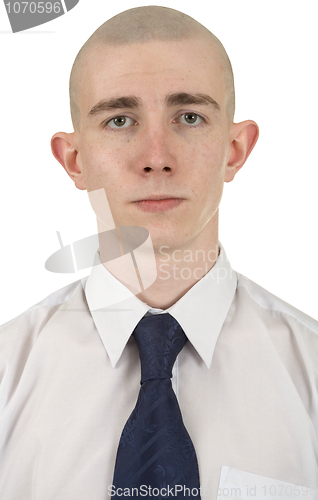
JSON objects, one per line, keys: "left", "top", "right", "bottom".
{"left": 133, "top": 313, "right": 187, "bottom": 384}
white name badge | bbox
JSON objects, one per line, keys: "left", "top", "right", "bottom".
{"left": 216, "top": 466, "right": 318, "bottom": 500}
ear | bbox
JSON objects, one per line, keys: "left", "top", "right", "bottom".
{"left": 51, "top": 132, "right": 86, "bottom": 190}
{"left": 224, "top": 120, "right": 259, "bottom": 182}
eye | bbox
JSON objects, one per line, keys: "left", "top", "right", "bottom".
{"left": 106, "top": 116, "right": 134, "bottom": 128}
{"left": 178, "top": 113, "right": 203, "bottom": 125}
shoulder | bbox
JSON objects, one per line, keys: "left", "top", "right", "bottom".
{"left": 0, "top": 277, "right": 88, "bottom": 367}
{"left": 236, "top": 271, "right": 318, "bottom": 336}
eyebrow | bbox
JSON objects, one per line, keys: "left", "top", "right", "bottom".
{"left": 88, "top": 96, "right": 141, "bottom": 116}
{"left": 88, "top": 92, "right": 220, "bottom": 116}
{"left": 165, "top": 92, "right": 220, "bottom": 111}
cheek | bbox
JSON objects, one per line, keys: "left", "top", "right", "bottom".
{"left": 189, "top": 134, "right": 228, "bottom": 211}
{"left": 191, "top": 133, "right": 228, "bottom": 183}
{"left": 80, "top": 137, "right": 123, "bottom": 189}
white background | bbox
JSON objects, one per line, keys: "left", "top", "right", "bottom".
{"left": 0, "top": 0, "right": 317, "bottom": 325}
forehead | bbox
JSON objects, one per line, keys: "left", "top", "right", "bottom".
{"left": 77, "top": 38, "right": 227, "bottom": 114}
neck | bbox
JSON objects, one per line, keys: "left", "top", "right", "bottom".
{"left": 97, "top": 214, "right": 219, "bottom": 310}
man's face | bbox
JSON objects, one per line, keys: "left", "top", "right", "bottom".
{"left": 75, "top": 37, "right": 233, "bottom": 251}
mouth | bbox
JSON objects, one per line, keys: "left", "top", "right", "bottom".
{"left": 133, "top": 195, "right": 185, "bottom": 212}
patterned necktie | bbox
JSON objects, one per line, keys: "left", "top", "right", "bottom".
{"left": 112, "top": 313, "right": 201, "bottom": 499}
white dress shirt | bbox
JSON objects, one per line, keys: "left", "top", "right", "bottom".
{"left": 1, "top": 242, "right": 318, "bottom": 500}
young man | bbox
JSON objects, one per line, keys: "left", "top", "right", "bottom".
{"left": 0, "top": 6, "right": 317, "bottom": 500}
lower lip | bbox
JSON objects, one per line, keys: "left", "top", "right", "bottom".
{"left": 134, "top": 198, "right": 184, "bottom": 212}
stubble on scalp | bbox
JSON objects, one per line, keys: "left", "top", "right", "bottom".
{"left": 69, "top": 6, "right": 235, "bottom": 131}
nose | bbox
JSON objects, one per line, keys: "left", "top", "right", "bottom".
{"left": 133, "top": 124, "right": 177, "bottom": 176}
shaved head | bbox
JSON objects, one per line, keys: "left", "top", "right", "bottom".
{"left": 69, "top": 6, "right": 235, "bottom": 131}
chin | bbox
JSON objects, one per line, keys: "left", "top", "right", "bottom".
{"left": 117, "top": 214, "right": 188, "bottom": 250}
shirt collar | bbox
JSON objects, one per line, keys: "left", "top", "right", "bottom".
{"left": 84, "top": 241, "right": 237, "bottom": 369}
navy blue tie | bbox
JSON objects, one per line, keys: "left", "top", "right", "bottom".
{"left": 112, "top": 313, "right": 201, "bottom": 499}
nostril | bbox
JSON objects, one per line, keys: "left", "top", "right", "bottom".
{"left": 143, "top": 166, "right": 171, "bottom": 172}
